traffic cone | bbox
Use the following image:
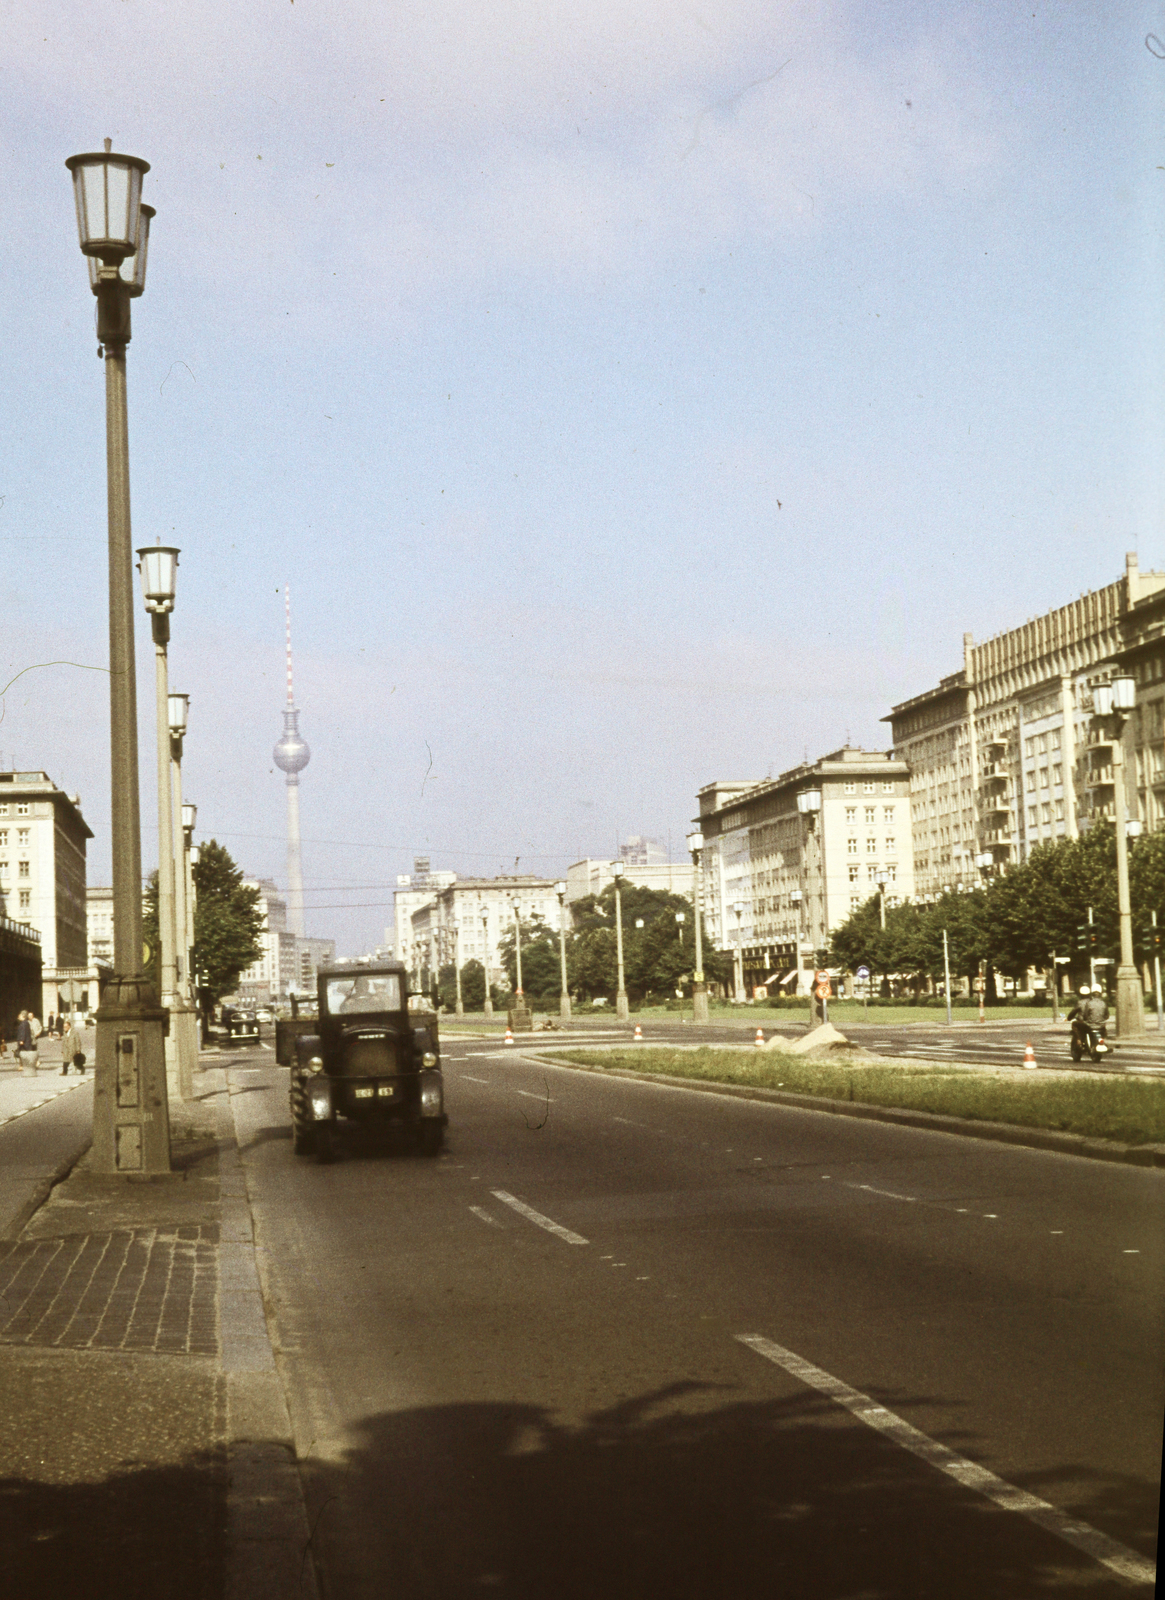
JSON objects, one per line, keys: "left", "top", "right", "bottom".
{"left": 1023, "top": 1041, "right": 1036, "bottom": 1069}
{"left": 633, "top": 1024, "right": 643, "bottom": 1041}
{"left": 755, "top": 1029, "right": 765, "bottom": 1047}
{"left": 504, "top": 1028, "right": 514, "bottom": 1046}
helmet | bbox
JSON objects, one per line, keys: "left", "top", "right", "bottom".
{"left": 1078, "top": 985, "right": 1091, "bottom": 996}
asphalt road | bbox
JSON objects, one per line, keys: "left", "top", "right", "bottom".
{"left": 230, "top": 1039, "right": 1163, "bottom": 1598}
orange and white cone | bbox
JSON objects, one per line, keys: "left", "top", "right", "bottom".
{"left": 755, "top": 1029, "right": 765, "bottom": 1047}
{"left": 633, "top": 1024, "right": 643, "bottom": 1041}
{"left": 504, "top": 1028, "right": 514, "bottom": 1046}
{"left": 1023, "top": 1041, "right": 1036, "bottom": 1069}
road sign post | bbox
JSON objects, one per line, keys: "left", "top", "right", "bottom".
{"left": 856, "top": 964, "right": 870, "bottom": 1023}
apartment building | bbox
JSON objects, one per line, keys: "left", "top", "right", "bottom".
{"left": 0, "top": 771, "right": 91, "bottom": 1017}
{"left": 885, "top": 554, "right": 1165, "bottom": 895}
{"left": 565, "top": 858, "right": 695, "bottom": 905}
{"left": 697, "top": 748, "right": 913, "bottom": 993}
{"left": 390, "top": 859, "right": 457, "bottom": 962}
{"left": 422, "top": 876, "right": 561, "bottom": 992}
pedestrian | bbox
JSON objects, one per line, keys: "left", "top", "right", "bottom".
{"left": 28, "top": 1013, "right": 42, "bottom": 1042}
{"left": 61, "top": 1016, "right": 85, "bottom": 1075}
{"left": 46, "top": 1012, "right": 56, "bottom": 1037}
{"left": 16, "top": 1011, "right": 38, "bottom": 1075}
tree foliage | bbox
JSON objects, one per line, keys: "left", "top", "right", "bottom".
{"left": 191, "top": 841, "right": 266, "bottom": 1019}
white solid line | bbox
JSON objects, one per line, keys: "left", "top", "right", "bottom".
{"left": 468, "top": 1205, "right": 502, "bottom": 1227}
{"left": 515, "top": 1089, "right": 554, "bottom": 1101}
{"left": 736, "top": 1334, "right": 1156, "bottom": 1589}
{"left": 462, "top": 1075, "right": 489, "bottom": 1083}
{"left": 490, "top": 1189, "right": 588, "bottom": 1246}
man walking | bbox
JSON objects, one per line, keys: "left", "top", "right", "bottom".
{"left": 61, "top": 1015, "right": 85, "bottom": 1075}
{"left": 15, "top": 1011, "right": 38, "bottom": 1075}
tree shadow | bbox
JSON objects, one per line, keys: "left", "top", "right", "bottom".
{"left": 297, "top": 1384, "right": 1157, "bottom": 1599}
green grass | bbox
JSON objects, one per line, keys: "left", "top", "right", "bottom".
{"left": 551, "top": 1047, "right": 1165, "bottom": 1146}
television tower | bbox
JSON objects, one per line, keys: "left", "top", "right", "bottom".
{"left": 272, "top": 585, "right": 310, "bottom": 938}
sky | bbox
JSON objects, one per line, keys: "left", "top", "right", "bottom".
{"left": 1, "top": 1, "right": 1162, "bottom": 955}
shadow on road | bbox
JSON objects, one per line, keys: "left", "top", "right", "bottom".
{"left": 295, "top": 1385, "right": 1156, "bottom": 1598}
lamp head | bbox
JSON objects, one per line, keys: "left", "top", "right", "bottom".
{"left": 136, "top": 542, "right": 179, "bottom": 613}
{"left": 168, "top": 692, "right": 189, "bottom": 736}
{"left": 65, "top": 144, "right": 150, "bottom": 265}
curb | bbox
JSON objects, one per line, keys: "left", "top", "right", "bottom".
{"left": 2, "top": 1133, "right": 93, "bottom": 1240}
{"left": 525, "top": 1055, "right": 1165, "bottom": 1170}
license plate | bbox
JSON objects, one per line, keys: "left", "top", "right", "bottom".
{"left": 378, "top": 1085, "right": 395, "bottom": 1097}
{"left": 353, "top": 1086, "right": 374, "bottom": 1099}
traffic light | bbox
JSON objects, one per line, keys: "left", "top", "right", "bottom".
{"left": 1076, "top": 923, "right": 1098, "bottom": 953}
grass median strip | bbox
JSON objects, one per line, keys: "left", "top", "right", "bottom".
{"left": 553, "top": 1047, "right": 1165, "bottom": 1146}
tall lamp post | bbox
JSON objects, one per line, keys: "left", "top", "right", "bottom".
{"left": 67, "top": 141, "right": 170, "bottom": 1174}
{"left": 686, "top": 831, "right": 709, "bottom": 1024}
{"left": 511, "top": 898, "right": 524, "bottom": 997}
{"left": 555, "top": 881, "right": 571, "bottom": 1021}
{"left": 453, "top": 921, "right": 464, "bottom": 1018}
{"left": 732, "top": 902, "right": 746, "bottom": 1003}
{"left": 168, "top": 696, "right": 197, "bottom": 1099}
{"left": 136, "top": 543, "right": 179, "bottom": 1089}
{"left": 1092, "top": 677, "right": 1146, "bottom": 1038}
{"left": 480, "top": 907, "right": 494, "bottom": 1018}
{"left": 874, "top": 867, "right": 889, "bottom": 931}
{"left": 612, "top": 862, "right": 629, "bottom": 1021}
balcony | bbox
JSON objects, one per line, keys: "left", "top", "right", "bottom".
{"left": 980, "top": 761, "right": 1009, "bottom": 781}
{"left": 982, "top": 796, "right": 1011, "bottom": 819}
{"left": 984, "top": 825, "right": 1012, "bottom": 845}
{"left": 1084, "top": 765, "right": 1114, "bottom": 791}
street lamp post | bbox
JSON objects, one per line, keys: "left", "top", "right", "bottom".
{"left": 137, "top": 543, "right": 179, "bottom": 1091}
{"left": 168, "top": 696, "right": 197, "bottom": 1099}
{"left": 1092, "top": 677, "right": 1146, "bottom": 1038}
{"left": 555, "top": 881, "right": 571, "bottom": 1021}
{"left": 686, "top": 832, "right": 709, "bottom": 1024}
{"left": 612, "top": 863, "right": 629, "bottom": 1021}
{"left": 874, "top": 867, "right": 889, "bottom": 931}
{"left": 453, "top": 922, "right": 464, "bottom": 1018}
{"left": 732, "top": 902, "right": 746, "bottom": 1003}
{"left": 67, "top": 142, "right": 170, "bottom": 1174}
{"left": 512, "top": 899, "right": 524, "bottom": 997}
{"left": 480, "top": 907, "right": 494, "bottom": 1018}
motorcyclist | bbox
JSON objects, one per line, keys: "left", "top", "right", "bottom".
{"left": 1067, "top": 985, "right": 1108, "bottom": 1051}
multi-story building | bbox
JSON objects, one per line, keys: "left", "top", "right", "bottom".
{"left": 423, "top": 876, "right": 561, "bottom": 993}
{"left": 391, "top": 858, "right": 457, "bottom": 966}
{"left": 236, "top": 878, "right": 299, "bottom": 1003}
{"left": 0, "top": 771, "right": 92, "bottom": 1017}
{"left": 885, "top": 554, "right": 1165, "bottom": 895}
{"left": 620, "top": 835, "right": 668, "bottom": 866}
{"left": 697, "top": 749, "right": 913, "bottom": 994}
{"left": 565, "top": 858, "right": 695, "bottom": 906}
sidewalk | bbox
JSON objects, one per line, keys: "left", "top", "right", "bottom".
{"left": 0, "top": 1047, "right": 317, "bottom": 1599}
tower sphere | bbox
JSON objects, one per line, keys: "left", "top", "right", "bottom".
{"left": 273, "top": 707, "right": 310, "bottom": 774}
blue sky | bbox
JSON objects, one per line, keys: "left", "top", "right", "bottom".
{"left": 2, "top": 0, "right": 1162, "bottom": 952}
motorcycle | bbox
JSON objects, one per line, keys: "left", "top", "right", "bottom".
{"left": 1070, "top": 1019, "right": 1109, "bottom": 1063}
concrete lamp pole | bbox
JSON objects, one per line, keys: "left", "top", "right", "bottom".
{"left": 686, "top": 831, "right": 709, "bottom": 1024}
{"left": 556, "top": 881, "right": 571, "bottom": 1021}
{"left": 136, "top": 543, "right": 179, "bottom": 1093}
{"left": 732, "top": 903, "right": 746, "bottom": 1003}
{"left": 512, "top": 899, "right": 524, "bottom": 997}
{"left": 167, "top": 697, "right": 197, "bottom": 1099}
{"left": 67, "top": 141, "right": 170, "bottom": 1175}
{"left": 874, "top": 868, "right": 889, "bottom": 931}
{"left": 480, "top": 908, "right": 494, "bottom": 1018}
{"left": 453, "top": 922, "right": 464, "bottom": 1018}
{"left": 1092, "top": 677, "right": 1146, "bottom": 1038}
{"left": 612, "top": 862, "right": 629, "bottom": 1022}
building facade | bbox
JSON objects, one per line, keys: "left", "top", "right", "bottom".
{"left": 236, "top": 879, "right": 298, "bottom": 1002}
{"left": 565, "top": 858, "right": 695, "bottom": 906}
{"left": 697, "top": 748, "right": 913, "bottom": 993}
{"left": 391, "top": 859, "right": 457, "bottom": 967}
{"left": 0, "top": 771, "right": 92, "bottom": 1017}
{"left": 422, "top": 876, "right": 561, "bottom": 994}
{"left": 885, "top": 554, "right": 1165, "bottom": 896}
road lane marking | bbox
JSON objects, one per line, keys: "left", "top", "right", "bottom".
{"left": 491, "top": 1191, "right": 587, "bottom": 1245}
{"left": 516, "top": 1089, "right": 555, "bottom": 1102}
{"left": 846, "top": 1183, "right": 917, "bottom": 1203}
{"left": 462, "top": 1075, "right": 489, "bottom": 1083}
{"left": 468, "top": 1206, "right": 502, "bottom": 1227}
{"left": 736, "top": 1334, "right": 1156, "bottom": 1589}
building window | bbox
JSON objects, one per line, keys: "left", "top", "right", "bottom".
{"left": 845, "top": 807, "right": 856, "bottom": 824}
{"left": 18, "top": 861, "right": 29, "bottom": 879}
{"left": 1026, "top": 772, "right": 1036, "bottom": 791}
{"left": 883, "top": 806, "right": 894, "bottom": 823}
{"left": 1053, "top": 764, "right": 1062, "bottom": 786}
{"left": 0, "top": 805, "right": 7, "bottom": 816}
{"left": 885, "top": 837, "right": 896, "bottom": 855}
{"left": 850, "top": 895, "right": 862, "bottom": 910}
{"left": 1028, "top": 806, "right": 1038, "bottom": 826}
{"left": 866, "top": 837, "right": 877, "bottom": 854}
{"left": 1038, "top": 768, "right": 1049, "bottom": 790}
{"left": 17, "top": 830, "right": 28, "bottom": 846}
{"left": 16, "top": 804, "right": 28, "bottom": 816}
{"left": 887, "top": 865, "right": 897, "bottom": 881}
{"left": 1056, "top": 799, "right": 1065, "bottom": 820}
{"left": 848, "top": 865, "right": 860, "bottom": 881}
{"left": 18, "top": 891, "right": 29, "bottom": 909}
{"left": 844, "top": 782, "right": 856, "bottom": 794}
{"left": 0, "top": 832, "right": 6, "bottom": 847}
{"left": 864, "top": 806, "right": 876, "bottom": 824}
{"left": 847, "top": 837, "right": 857, "bottom": 855}
{"left": 883, "top": 782, "right": 894, "bottom": 793}
{"left": 887, "top": 894, "right": 900, "bottom": 907}
{"left": 863, "top": 782, "right": 875, "bottom": 793}
{"left": 0, "top": 861, "right": 6, "bottom": 879}
{"left": 1042, "top": 803, "right": 1052, "bottom": 823}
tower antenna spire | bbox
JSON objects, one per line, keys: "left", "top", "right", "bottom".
{"left": 273, "top": 585, "right": 310, "bottom": 940}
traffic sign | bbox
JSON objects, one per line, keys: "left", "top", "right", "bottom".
{"left": 815, "top": 969, "right": 830, "bottom": 985}
{"left": 855, "top": 965, "right": 870, "bottom": 981}
{"left": 973, "top": 977, "right": 986, "bottom": 992}
{"left": 815, "top": 980, "right": 832, "bottom": 1000}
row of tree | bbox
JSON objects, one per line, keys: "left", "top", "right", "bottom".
{"left": 828, "top": 823, "right": 1165, "bottom": 995}
{"left": 434, "top": 881, "right": 727, "bottom": 1009}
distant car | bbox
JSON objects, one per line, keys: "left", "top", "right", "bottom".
{"left": 255, "top": 1008, "right": 274, "bottom": 1024}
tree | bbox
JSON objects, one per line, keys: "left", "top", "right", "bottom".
{"left": 497, "top": 914, "right": 561, "bottom": 999}
{"left": 191, "top": 841, "right": 266, "bottom": 1033}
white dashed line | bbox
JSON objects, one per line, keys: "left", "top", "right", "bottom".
{"left": 846, "top": 1183, "right": 917, "bottom": 1203}
{"left": 737, "top": 1334, "right": 1156, "bottom": 1589}
{"left": 515, "top": 1089, "right": 554, "bottom": 1102}
{"left": 468, "top": 1206, "right": 502, "bottom": 1227}
{"left": 489, "top": 1190, "right": 588, "bottom": 1246}
{"left": 462, "top": 1075, "right": 489, "bottom": 1083}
